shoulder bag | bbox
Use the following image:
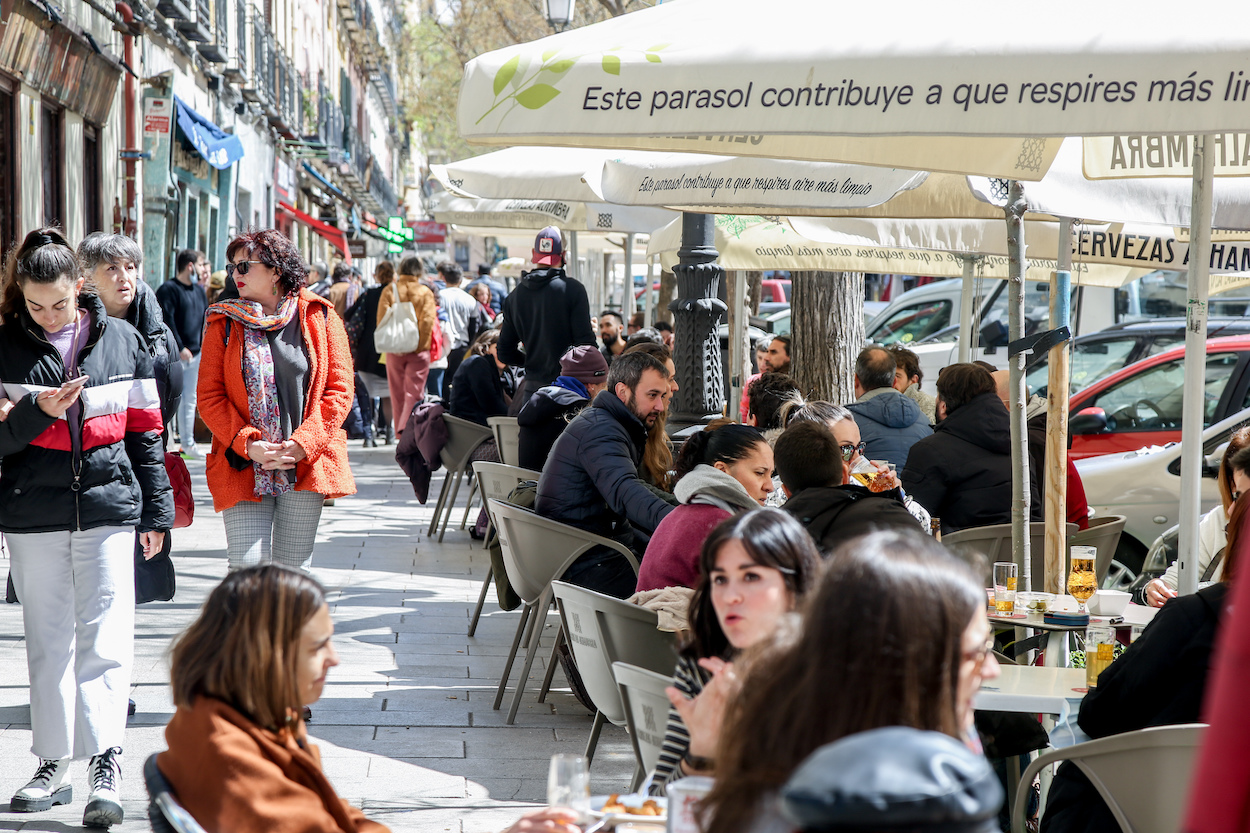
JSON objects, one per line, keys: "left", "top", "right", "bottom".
{"left": 373, "top": 283, "right": 422, "bottom": 354}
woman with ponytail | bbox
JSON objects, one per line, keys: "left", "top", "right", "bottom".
{"left": 636, "top": 423, "right": 774, "bottom": 592}
{"left": 0, "top": 227, "right": 173, "bottom": 826}
{"left": 198, "top": 230, "right": 355, "bottom": 572}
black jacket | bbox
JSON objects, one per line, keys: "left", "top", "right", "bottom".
{"left": 783, "top": 485, "right": 920, "bottom": 554}
{"left": 0, "top": 294, "right": 174, "bottom": 534}
{"left": 901, "top": 392, "right": 1042, "bottom": 534}
{"left": 126, "top": 280, "right": 183, "bottom": 426}
{"left": 448, "top": 354, "right": 509, "bottom": 426}
{"left": 154, "top": 276, "right": 208, "bottom": 355}
{"left": 497, "top": 267, "right": 595, "bottom": 387}
{"left": 516, "top": 381, "right": 590, "bottom": 471}
{"left": 535, "top": 391, "right": 673, "bottom": 538}
{"left": 349, "top": 284, "right": 387, "bottom": 377}
{"left": 1041, "top": 584, "right": 1227, "bottom": 833}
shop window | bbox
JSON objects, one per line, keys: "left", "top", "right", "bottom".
{"left": 83, "top": 125, "right": 102, "bottom": 234}
{"left": 41, "top": 104, "right": 62, "bottom": 228}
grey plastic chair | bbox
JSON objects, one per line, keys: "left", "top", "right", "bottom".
{"left": 551, "top": 581, "right": 677, "bottom": 777}
{"left": 1070, "top": 514, "right": 1127, "bottom": 585}
{"left": 488, "top": 499, "right": 640, "bottom": 724}
{"left": 428, "top": 413, "right": 493, "bottom": 543}
{"left": 1011, "top": 724, "right": 1206, "bottom": 833}
{"left": 613, "top": 661, "right": 677, "bottom": 792}
{"left": 488, "top": 416, "right": 521, "bottom": 466}
{"left": 467, "top": 462, "right": 540, "bottom": 637}
{"left": 144, "top": 753, "right": 208, "bottom": 833}
{"left": 943, "top": 521, "right": 1079, "bottom": 591}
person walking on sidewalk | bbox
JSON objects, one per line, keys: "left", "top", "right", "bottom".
{"left": 198, "top": 230, "right": 356, "bottom": 571}
{"left": 156, "top": 249, "right": 209, "bottom": 458}
{"left": 436, "top": 261, "right": 487, "bottom": 401}
{"left": 376, "top": 256, "right": 436, "bottom": 437}
{"left": 0, "top": 228, "right": 173, "bottom": 827}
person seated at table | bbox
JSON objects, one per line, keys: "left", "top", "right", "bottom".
{"left": 1145, "top": 426, "right": 1250, "bottom": 607}
{"left": 1038, "top": 493, "right": 1244, "bottom": 833}
{"left": 698, "top": 528, "right": 1000, "bottom": 833}
{"left": 746, "top": 372, "right": 801, "bottom": 443}
{"left": 775, "top": 420, "right": 920, "bottom": 554}
{"left": 516, "top": 345, "right": 609, "bottom": 471}
{"left": 621, "top": 340, "right": 680, "bottom": 499}
{"left": 637, "top": 424, "right": 775, "bottom": 592}
{"left": 158, "top": 565, "right": 389, "bottom": 833}
{"left": 649, "top": 508, "right": 822, "bottom": 795}
{"left": 449, "top": 329, "right": 510, "bottom": 429}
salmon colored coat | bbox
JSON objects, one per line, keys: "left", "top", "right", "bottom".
{"left": 159, "top": 697, "right": 389, "bottom": 833}
{"left": 199, "top": 289, "right": 356, "bottom": 511}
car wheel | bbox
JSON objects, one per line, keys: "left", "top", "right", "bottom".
{"left": 1102, "top": 560, "right": 1138, "bottom": 592}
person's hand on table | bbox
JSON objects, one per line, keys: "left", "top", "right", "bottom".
{"left": 666, "top": 657, "right": 740, "bottom": 768}
{"left": 501, "top": 809, "right": 581, "bottom": 833}
{"left": 1144, "top": 578, "right": 1177, "bottom": 608}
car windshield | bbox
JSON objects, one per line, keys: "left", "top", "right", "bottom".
{"left": 1089, "top": 352, "right": 1240, "bottom": 431}
{"left": 869, "top": 300, "right": 952, "bottom": 345}
{"left": 1027, "top": 337, "right": 1139, "bottom": 397}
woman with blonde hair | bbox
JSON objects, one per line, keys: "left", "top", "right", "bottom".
{"left": 159, "top": 565, "right": 388, "bottom": 833}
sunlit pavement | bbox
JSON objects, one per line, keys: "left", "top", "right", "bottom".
{"left": 0, "top": 446, "right": 633, "bottom": 831}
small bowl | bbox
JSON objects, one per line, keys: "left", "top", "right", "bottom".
{"left": 1088, "top": 589, "right": 1131, "bottom": 616}
{"left": 1019, "top": 592, "right": 1055, "bottom": 614}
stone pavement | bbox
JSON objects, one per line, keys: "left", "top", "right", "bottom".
{"left": 0, "top": 446, "right": 635, "bottom": 831}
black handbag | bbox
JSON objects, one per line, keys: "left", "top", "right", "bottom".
{"left": 134, "top": 531, "right": 176, "bottom": 604}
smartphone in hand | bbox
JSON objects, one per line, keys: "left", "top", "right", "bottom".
{"left": 63, "top": 374, "right": 89, "bottom": 388}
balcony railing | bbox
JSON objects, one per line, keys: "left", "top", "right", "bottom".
{"left": 195, "top": 0, "right": 229, "bottom": 62}
{"left": 239, "top": 5, "right": 271, "bottom": 105}
{"left": 369, "top": 158, "right": 399, "bottom": 217}
{"left": 176, "top": 0, "right": 213, "bottom": 42}
{"left": 222, "top": 0, "right": 248, "bottom": 81}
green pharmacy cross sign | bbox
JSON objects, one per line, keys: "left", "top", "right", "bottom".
{"left": 377, "top": 217, "right": 414, "bottom": 253}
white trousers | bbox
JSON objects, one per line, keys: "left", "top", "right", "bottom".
{"left": 177, "top": 350, "right": 201, "bottom": 451}
{"left": 8, "top": 526, "right": 135, "bottom": 760}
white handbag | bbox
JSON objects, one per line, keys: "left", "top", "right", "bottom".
{"left": 373, "top": 284, "right": 422, "bottom": 354}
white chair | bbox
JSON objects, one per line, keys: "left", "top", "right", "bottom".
{"left": 488, "top": 416, "right": 521, "bottom": 466}
{"left": 613, "top": 661, "right": 676, "bottom": 791}
{"left": 428, "top": 414, "right": 493, "bottom": 543}
{"left": 1011, "top": 724, "right": 1206, "bottom": 833}
{"left": 551, "top": 581, "right": 677, "bottom": 779}
{"left": 943, "top": 521, "right": 1079, "bottom": 590}
{"left": 488, "top": 499, "right": 640, "bottom": 725}
{"left": 467, "top": 462, "right": 540, "bottom": 637}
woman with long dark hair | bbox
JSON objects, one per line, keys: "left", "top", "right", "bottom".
{"left": 198, "top": 229, "right": 355, "bottom": 571}
{"left": 648, "top": 508, "right": 822, "bottom": 794}
{"left": 0, "top": 228, "right": 172, "bottom": 826}
{"left": 159, "top": 565, "right": 388, "bottom": 832}
{"left": 700, "top": 530, "right": 999, "bottom": 833}
{"left": 637, "top": 424, "right": 774, "bottom": 592}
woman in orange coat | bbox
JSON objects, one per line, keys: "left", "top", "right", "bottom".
{"left": 160, "top": 564, "right": 388, "bottom": 833}
{"left": 199, "top": 229, "right": 355, "bottom": 571}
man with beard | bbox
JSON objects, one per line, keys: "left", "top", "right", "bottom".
{"left": 536, "top": 351, "right": 674, "bottom": 597}
{"left": 599, "top": 310, "right": 627, "bottom": 365}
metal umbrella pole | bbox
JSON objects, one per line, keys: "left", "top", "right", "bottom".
{"left": 957, "top": 254, "right": 978, "bottom": 364}
{"left": 1177, "top": 135, "right": 1216, "bottom": 596}
{"left": 1004, "top": 181, "right": 1034, "bottom": 592}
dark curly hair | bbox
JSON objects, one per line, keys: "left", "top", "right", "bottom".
{"left": 225, "top": 229, "right": 308, "bottom": 299}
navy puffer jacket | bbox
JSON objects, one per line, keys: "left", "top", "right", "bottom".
{"left": 535, "top": 391, "right": 673, "bottom": 538}
{"left": 0, "top": 293, "right": 174, "bottom": 534}
{"left": 846, "top": 387, "right": 932, "bottom": 470}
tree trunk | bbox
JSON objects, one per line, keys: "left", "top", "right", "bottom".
{"left": 747, "top": 270, "right": 763, "bottom": 315}
{"left": 791, "top": 271, "right": 865, "bottom": 403}
{"left": 656, "top": 268, "right": 676, "bottom": 324}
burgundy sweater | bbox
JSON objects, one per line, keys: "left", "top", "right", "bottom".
{"left": 636, "top": 503, "right": 732, "bottom": 592}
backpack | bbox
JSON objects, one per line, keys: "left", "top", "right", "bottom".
{"left": 486, "top": 480, "right": 537, "bottom": 611}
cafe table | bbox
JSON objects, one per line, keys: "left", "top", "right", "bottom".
{"left": 988, "top": 598, "right": 1159, "bottom": 667}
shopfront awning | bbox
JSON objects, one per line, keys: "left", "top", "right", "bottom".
{"left": 278, "top": 202, "right": 352, "bottom": 264}
{"left": 302, "top": 162, "right": 350, "bottom": 203}
{"left": 173, "top": 95, "right": 245, "bottom": 170}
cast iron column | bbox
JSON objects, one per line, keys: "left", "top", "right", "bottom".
{"left": 669, "top": 212, "right": 727, "bottom": 429}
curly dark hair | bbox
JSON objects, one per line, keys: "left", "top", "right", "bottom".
{"left": 225, "top": 230, "right": 308, "bottom": 298}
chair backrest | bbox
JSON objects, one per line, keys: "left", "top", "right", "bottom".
{"left": 474, "top": 462, "right": 540, "bottom": 518}
{"left": 488, "top": 416, "right": 521, "bottom": 466}
{"left": 441, "top": 413, "right": 494, "bottom": 470}
{"left": 613, "top": 661, "right": 677, "bottom": 774}
{"left": 943, "top": 521, "right": 1078, "bottom": 591}
{"left": 1070, "top": 515, "right": 1127, "bottom": 584}
{"left": 1015, "top": 724, "right": 1205, "bottom": 833}
{"left": 488, "top": 499, "right": 639, "bottom": 605}
{"left": 552, "top": 581, "right": 676, "bottom": 727}
{"left": 144, "top": 753, "right": 209, "bottom": 833}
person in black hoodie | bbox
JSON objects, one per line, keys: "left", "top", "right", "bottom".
{"left": 497, "top": 226, "right": 596, "bottom": 403}
{"left": 776, "top": 421, "right": 919, "bottom": 553}
{"left": 449, "top": 329, "right": 510, "bottom": 430}
{"left": 517, "top": 345, "right": 609, "bottom": 471}
{"left": 0, "top": 228, "right": 173, "bottom": 827}
{"left": 902, "top": 363, "right": 1042, "bottom": 535}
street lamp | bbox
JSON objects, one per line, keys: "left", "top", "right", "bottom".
{"left": 542, "top": 0, "right": 575, "bottom": 32}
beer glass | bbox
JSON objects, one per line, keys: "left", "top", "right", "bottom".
{"left": 992, "top": 562, "right": 1018, "bottom": 615}
{"left": 1067, "top": 546, "right": 1098, "bottom": 614}
{"left": 1084, "top": 623, "right": 1116, "bottom": 688}
{"left": 547, "top": 754, "right": 590, "bottom": 818}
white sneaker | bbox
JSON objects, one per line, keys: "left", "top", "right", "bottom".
{"left": 181, "top": 446, "right": 204, "bottom": 460}
{"left": 11, "top": 758, "right": 71, "bottom": 812}
{"left": 83, "top": 747, "right": 124, "bottom": 828}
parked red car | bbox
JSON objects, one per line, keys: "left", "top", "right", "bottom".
{"left": 1068, "top": 335, "right": 1250, "bottom": 459}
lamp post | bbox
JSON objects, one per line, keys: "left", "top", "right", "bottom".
{"left": 542, "top": 0, "right": 575, "bottom": 32}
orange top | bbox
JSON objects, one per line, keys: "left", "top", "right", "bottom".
{"left": 198, "top": 289, "right": 356, "bottom": 511}
{"left": 159, "top": 697, "right": 389, "bottom": 833}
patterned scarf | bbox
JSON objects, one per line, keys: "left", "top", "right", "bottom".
{"left": 209, "top": 296, "right": 299, "bottom": 497}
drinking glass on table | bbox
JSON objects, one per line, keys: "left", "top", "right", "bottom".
{"left": 1084, "top": 623, "right": 1116, "bottom": 688}
{"left": 992, "top": 562, "right": 1018, "bottom": 614}
{"left": 548, "top": 754, "right": 591, "bottom": 818}
{"left": 1068, "top": 546, "right": 1098, "bottom": 614}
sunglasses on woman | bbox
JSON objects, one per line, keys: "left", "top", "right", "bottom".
{"left": 225, "top": 260, "right": 264, "bottom": 279}
{"left": 839, "top": 441, "right": 867, "bottom": 463}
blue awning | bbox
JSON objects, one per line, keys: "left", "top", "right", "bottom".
{"left": 302, "top": 162, "right": 349, "bottom": 202}
{"left": 173, "top": 95, "right": 244, "bottom": 170}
